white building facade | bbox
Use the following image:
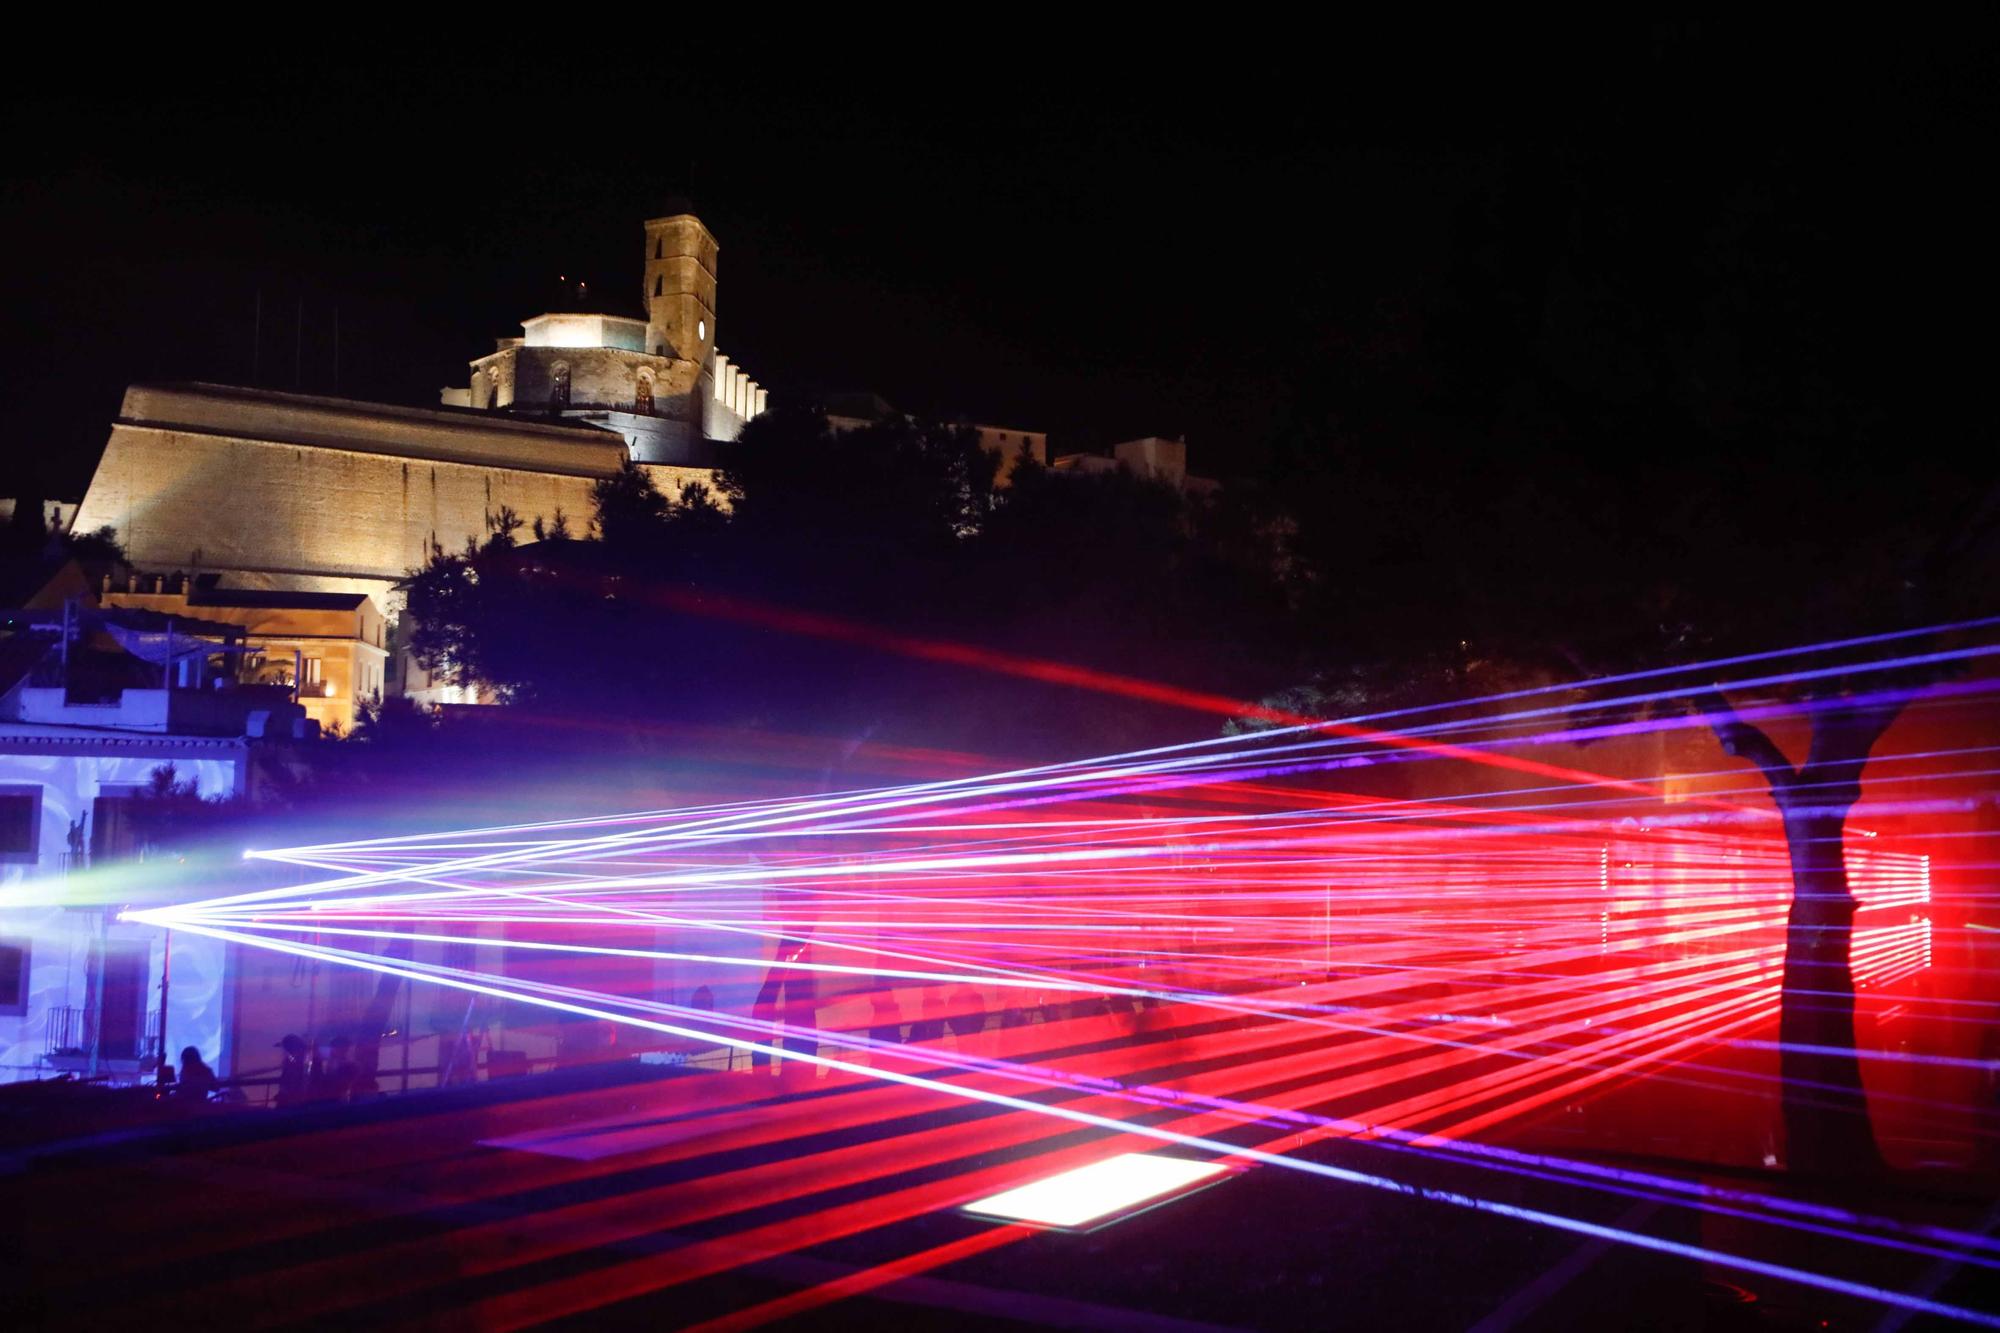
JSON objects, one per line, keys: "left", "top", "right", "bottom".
{"left": 0, "top": 725, "right": 244, "bottom": 1087}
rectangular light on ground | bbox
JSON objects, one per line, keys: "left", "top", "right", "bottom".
{"left": 962, "top": 1152, "right": 1233, "bottom": 1231}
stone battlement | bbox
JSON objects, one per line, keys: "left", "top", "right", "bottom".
{"left": 74, "top": 383, "right": 717, "bottom": 602}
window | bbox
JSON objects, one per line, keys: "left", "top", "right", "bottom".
{"left": 654, "top": 275, "right": 663, "bottom": 297}
{"left": 0, "top": 939, "right": 28, "bottom": 1016}
{"left": 654, "top": 238, "right": 662, "bottom": 259}
{"left": 303, "top": 657, "right": 323, "bottom": 687}
{"left": 551, "top": 362, "right": 571, "bottom": 408}
{"left": 91, "top": 783, "right": 151, "bottom": 862}
{"left": 0, "top": 787, "right": 40, "bottom": 863}
{"left": 89, "top": 941, "right": 149, "bottom": 1062}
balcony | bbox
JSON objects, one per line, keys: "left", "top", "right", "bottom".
{"left": 42, "top": 1005, "right": 163, "bottom": 1071}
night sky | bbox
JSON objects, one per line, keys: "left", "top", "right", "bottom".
{"left": 4, "top": 27, "right": 1996, "bottom": 507}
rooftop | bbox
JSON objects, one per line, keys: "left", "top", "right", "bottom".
{"left": 183, "top": 589, "right": 371, "bottom": 612}
{"left": 118, "top": 382, "right": 629, "bottom": 478}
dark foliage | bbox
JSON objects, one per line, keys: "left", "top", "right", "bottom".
{"left": 399, "top": 412, "right": 1300, "bottom": 759}
{"left": 0, "top": 498, "right": 127, "bottom": 605}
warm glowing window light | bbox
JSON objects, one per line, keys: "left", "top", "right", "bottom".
{"left": 962, "top": 1153, "right": 1232, "bottom": 1230}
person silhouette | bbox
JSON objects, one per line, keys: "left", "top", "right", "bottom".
{"left": 275, "top": 1034, "right": 309, "bottom": 1107}
{"left": 319, "top": 1037, "right": 359, "bottom": 1103}
{"left": 177, "top": 1046, "right": 219, "bottom": 1103}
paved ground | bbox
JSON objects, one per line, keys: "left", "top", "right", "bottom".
{"left": 0, "top": 1063, "right": 1993, "bottom": 1330}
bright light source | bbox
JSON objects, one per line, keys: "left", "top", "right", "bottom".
{"left": 962, "top": 1152, "right": 1232, "bottom": 1230}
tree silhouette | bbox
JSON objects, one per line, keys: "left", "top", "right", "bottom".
{"left": 1697, "top": 684, "right": 1906, "bottom": 1173}
{"left": 395, "top": 409, "right": 1295, "bottom": 759}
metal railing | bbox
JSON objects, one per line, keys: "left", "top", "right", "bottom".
{"left": 42, "top": 1006, "right": 163, "bottom": 1065}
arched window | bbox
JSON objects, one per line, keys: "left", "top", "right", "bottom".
{"left": 550, "top": 361, "right": 571, "bottom": 408}
{"left": 635, "top": 372, "right": 654, "bottom": 415}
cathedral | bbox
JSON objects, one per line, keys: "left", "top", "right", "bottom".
{"left": 438, "top": 213, "right": 766, "bottom": 463}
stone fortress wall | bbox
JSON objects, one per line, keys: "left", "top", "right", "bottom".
{"left": 71, "top": 382, "right": 715, "bottom": 608}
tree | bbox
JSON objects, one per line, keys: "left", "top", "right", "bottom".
{"left": 1237, "top": 470, "right": 2000, "bottom": 1175}
{"left": 0, "top": 505, "right": 129, "bottom": 605}
{"left": 394, "top": 409, "right": 1303, "bottom": 759}
{"left": 63, "top": 524, "right": 126, "bottom": 567}
{"left": 1695, "top": 683, "right": 1906, "bottom": 1172}
{"left": 122, "top": 762, "right": 252, "bottom": 855}
{"left": 1226, "top": 133, "right": 2000, "bottom": 1174}
{"left": 590, "top": 460, "right": 668, "bottom": 549}
{"left": 719, "top": 406, "right": 999, "bottom": 619}
{"left": 966, "top": 457, "right": 1301, "bottom": 755}
{"left": 1680, "top": 484, "right": 2000, "bottom": 1172}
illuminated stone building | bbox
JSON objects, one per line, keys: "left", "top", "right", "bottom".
{"left": 439, "top": 213, "right": 767, "bottom": 463}
{"left": 98, "top": 580, "right": 389, "bottom": 735}
{"left": 70, "top": 214, "right": 745, "bottom": 725}
{"left": 65, "top": 210, "right": 1191, "bottom": 728}
{"left": 1050, "top": 435, "right": 1218, "bottom": 494}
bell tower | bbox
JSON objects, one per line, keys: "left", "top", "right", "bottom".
{"left": 642, "top": 214, "right": 717, "bottom": 365}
